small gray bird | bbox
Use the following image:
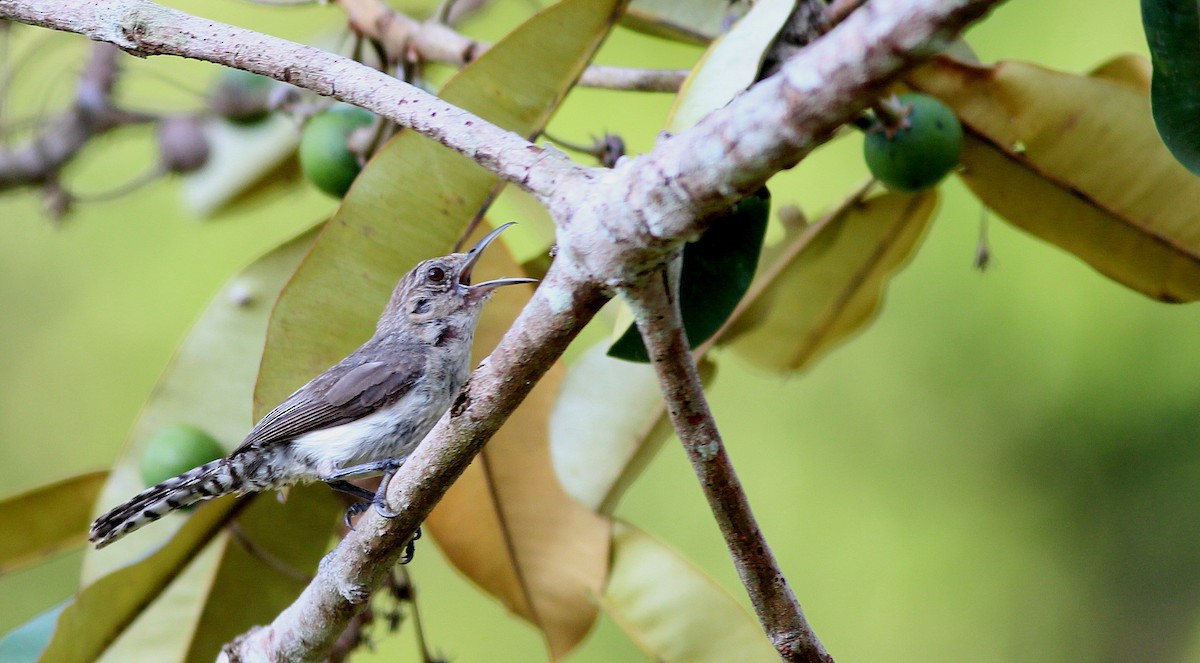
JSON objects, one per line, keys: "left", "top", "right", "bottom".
{"left": 90, "top": 222, "right": 534, "bottom": 549}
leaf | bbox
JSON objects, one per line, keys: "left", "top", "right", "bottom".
{"left": 549, "top": 343, "right": 662, "bottom": 512}
{"left": 622, "top": 0, "right": 747, "bottom": 45}
{"left": 0, "top": 472, "right": 107, "bottom": 576}
{"left": 181, "top": 486, "right": 338, "bottom": 663}
{"left": 909, "top": 58, "right": 1200, "bottom": 302}
{"left": 724, "top": 190, "right": 938, "bottom": 372}
{"left": 1089, "top": 53, "right": 1151, "bottom": 92}
{"left": 255, "top": 0, "right": 626, "bottom": 410}
{"left": 62, "top": 228, "right": 321, "bottom": 663}
{"left": 424, "top": 226, "right": 610, "bottom": 660}
{"left": 666, "top": 0, "right": 795, "bottom": 132}
{"left": 608, "top": 188, "right": 770, "bottom": 362}
{"left": 598, "top": 522, "right": 776, "bottom": 663}
{"left": 1141, "top": 0, "right": 1200, "bottom": 175}
{"left": 39, "top": 496, "right": 246, "bottom": 663}
{"left": 0, "top": 602, "right": 67, "bottom": 663}
{"left": 549, "top": 343, "right": 715, "bottom": 514}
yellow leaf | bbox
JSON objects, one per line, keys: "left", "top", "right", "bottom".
{"left": 1088, "top": 53, "right": 1151, "bottom": 92}
{"left": 598, "top": 522, "right": 777, "bottom": 663}
{"left": 724, "top": 191, "right": 938, "bottom": 372}
{"left": 909, "top": 58, "right": 1200, "bottom": 302}
{"left": 0, "top": 471, "right": 107, "bottom": 576}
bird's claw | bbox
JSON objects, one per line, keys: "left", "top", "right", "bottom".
{"left": 400, "top": 527, "right": 422, "bottom": 565}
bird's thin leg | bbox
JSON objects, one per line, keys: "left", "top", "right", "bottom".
{"left": 325, "top": 480, "right": 376, "bottom": 528}
{"left": 322, "top": 456, "right": 408, "bottom": 481}
{"left": 325, "top": 479, "right": 375, "bottom": 501}
{"left": 322, "top": 458, "right": 408, "bottom": 527}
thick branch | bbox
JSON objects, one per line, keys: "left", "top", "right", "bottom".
{"left": 626, "top": 269, "right": 830, "bottom": 663}
{"left": 549, "top": 0, "right": 1003, "bottom": 289}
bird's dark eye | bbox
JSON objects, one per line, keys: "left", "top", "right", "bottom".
{"left": 426, "top": 266, "right": 446, "bottom": 282}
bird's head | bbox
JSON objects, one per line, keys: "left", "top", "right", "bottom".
{"left": 380, "top": 222, "right": 536, "bottom": 336}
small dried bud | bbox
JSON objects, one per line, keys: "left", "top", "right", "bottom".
{"left": 157, "top": 116, "right": 210, "bottom": 174}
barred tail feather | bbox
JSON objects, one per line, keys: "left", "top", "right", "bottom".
{"left": 90, "top": 458, "right": 241, "bottom": 548}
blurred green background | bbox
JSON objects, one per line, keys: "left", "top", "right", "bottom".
{"left": 4, "top": 1, "right": 1200, "bottom": 661}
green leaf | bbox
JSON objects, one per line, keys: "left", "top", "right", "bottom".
{"left": 256, "top": 0, "right": 627, "bottom": 411}
{"left": 909, "top": 57, "right": 1200, "bottom": 302}
{"left": 0, "top": 602, "right": 67, "bottom": 663}
{"left": 1141, "top": 0, "right": 1200, "bottom": 175}
{"left": 598, "top": 522, "right": 777, "bottom": 663}
{"left": 0, "top": 472, "right": 107, "bottom": 576}
{"left": 608, "top": 188, "right": 770, "bottom": 363}
{"left": 723, "top": 189, "right": 938, "bottom": 373}
{"left": 62, "top": 228, "right": 321, "bottom": 663}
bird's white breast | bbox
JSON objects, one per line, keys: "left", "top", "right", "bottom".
{"left": 289, "top": 382, "right": 450, "bottom": 478}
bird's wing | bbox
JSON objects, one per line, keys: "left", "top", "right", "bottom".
{"left": 234, "top": 356, "right": 423, "bottom": 453}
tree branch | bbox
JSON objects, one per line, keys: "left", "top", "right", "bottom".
{"left": 627, "top": 267, "right": 831, "bottom": 662}
{"left": 0, "top": 0, "right": 1007, "bottom": 660}
{"left": 0, "top": 41, "right": 151, "bottom": 192}
{"left": 0, "top": 0, "right": 580, "bottom": 201}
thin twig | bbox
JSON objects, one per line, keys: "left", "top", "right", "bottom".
{"left": 0, "top": 42, "right": 153, "bottom": 190}
{"left": 339, "top": 0, "right": 687, "bottom": 92}
{"left": 626, "top": 268, "right": 832, "bottom": 663}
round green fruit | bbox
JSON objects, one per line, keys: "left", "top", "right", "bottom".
{"left": 210, "top": 68, "right": 275, "bottom": 125}
{"left": 863, "top": 93, "right": 963, "bottom": 192}
{"left": 299, "top": 106, "right": 374, "bottom": 198}
{"left": 140, "top": 423, "right": 225, "bottom": 489}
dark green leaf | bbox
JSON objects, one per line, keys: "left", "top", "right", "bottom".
{"left": 1142, "top": 0, "right": 1200, "bottom": 175}
{"left": 608, "top": 188, "right": 770, "bottom": 362}
{"left": 0, "top": 602, "right": 67, "bottom": 663}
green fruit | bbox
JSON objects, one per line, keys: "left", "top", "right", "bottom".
{"left": 863, "top": 93, "right": 963, "bottom": 192}
{"left": 299, "top": 106, "right": 374, "bottom": 198}
{"left": 210, "top": 68, "right": 275, "bottom": 125}
{"left": 140, "top": 424, "right": 225, "bottom": 489}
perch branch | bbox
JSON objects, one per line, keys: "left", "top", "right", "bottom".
{"left": 627, "top": 268, "right": 831, "bottom": 662}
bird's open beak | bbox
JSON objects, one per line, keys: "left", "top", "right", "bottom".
{"left": 459, "top": 222, "right": 538, "bottom": 291}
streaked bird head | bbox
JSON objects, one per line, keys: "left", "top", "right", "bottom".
{"left": 380, "top": 222, "right": 536, "bottom": 337}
